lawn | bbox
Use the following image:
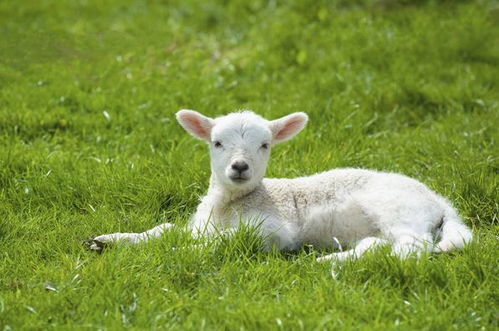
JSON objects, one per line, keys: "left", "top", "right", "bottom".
{"left": 0, "top": 0, "right": 498, "bottom": 329}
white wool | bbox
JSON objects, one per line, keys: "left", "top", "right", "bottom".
{"left": 93, "top": 110, "right": 473, "bottom": 261}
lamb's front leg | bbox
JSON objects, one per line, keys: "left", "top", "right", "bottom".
{"left": 89, "top": 223, "right": 173, "bottom": 251}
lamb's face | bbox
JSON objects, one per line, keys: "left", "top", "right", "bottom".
{"left": 209, "top": 114, "right": 272, "bottom": 189}
{"left": 176, "top": 109, "right": 308, "bottom": 192}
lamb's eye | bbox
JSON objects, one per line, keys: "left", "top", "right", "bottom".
{"left": 214, "top": 141, "right": 223, "bottom": 148}
{"left": 261, "top": 143, "right": 269, "bottom": 150}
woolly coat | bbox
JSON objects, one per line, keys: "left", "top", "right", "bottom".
{"left": 189, "top": 168, "right": 458, "bottom": 251}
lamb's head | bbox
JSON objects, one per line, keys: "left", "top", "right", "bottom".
{"left": 176, "top": 110, "right": 308, "bottom": 191}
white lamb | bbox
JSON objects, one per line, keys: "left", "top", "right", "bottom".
{"left": 90, "top": 110, "right": 473, "bottom": 261}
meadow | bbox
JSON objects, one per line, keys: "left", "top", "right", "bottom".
{"left": 0, "top": 0, "right": 498, "bottom": 329}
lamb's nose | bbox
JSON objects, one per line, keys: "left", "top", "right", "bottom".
{"left": 231, "top": 161, "right": 249, "bottom": 173}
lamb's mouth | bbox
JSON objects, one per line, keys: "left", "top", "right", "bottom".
{"left": 229, "top": 175, "right": 249, "bottom": 183}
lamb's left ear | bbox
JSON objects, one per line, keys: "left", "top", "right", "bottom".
{"left": 269, "top": 112, "right": 308, "bottom": 144}
{"left": 176, "top": 109, "right": 215, "bottom": 141}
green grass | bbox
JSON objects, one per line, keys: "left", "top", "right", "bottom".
{"left": 1, "top": 0, "right": 498, "bottom": 329}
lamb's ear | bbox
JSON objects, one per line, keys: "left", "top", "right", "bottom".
{"left": 176, "top": 109, "right": 215, "bottom": 141}
{"left": 269, "top": 112, "right": 308, "bottom": 144}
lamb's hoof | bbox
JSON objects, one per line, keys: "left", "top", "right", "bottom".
{"left": 316, "top": 255, "right": 333, "bottom": 263}
{"left": 83, "top": 238, "right": 107, "bottom": 253}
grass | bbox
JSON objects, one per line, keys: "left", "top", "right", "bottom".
{"left": 0, "top": 0, "right": 498, "bottom": 329}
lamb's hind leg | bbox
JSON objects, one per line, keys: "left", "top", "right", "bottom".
{"left": 316, "top": 237, "right": 388, "bottom": 262}
{"left": 89, "top": 223, "right": 173, "bottom": 251}
{"left": 390, "top": 231, "right": 433, "bottom": 259}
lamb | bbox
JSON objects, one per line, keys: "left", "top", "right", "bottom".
{"left": 90, "top": 110, "right": 473, "bottom": 261}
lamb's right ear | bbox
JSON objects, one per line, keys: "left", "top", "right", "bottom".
{"left": 269, "top": 112, "right": 308, "bottom": 144}
{"left": 176, "top": 109, "right": 215, "bottom": 141}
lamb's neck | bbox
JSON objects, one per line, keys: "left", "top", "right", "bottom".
{"left": 206, "top": 174, "right": 260, "bottom": 208}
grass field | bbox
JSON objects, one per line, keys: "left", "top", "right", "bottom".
{"left": 1, "top": 0, "right": 498, "bottom": 329}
